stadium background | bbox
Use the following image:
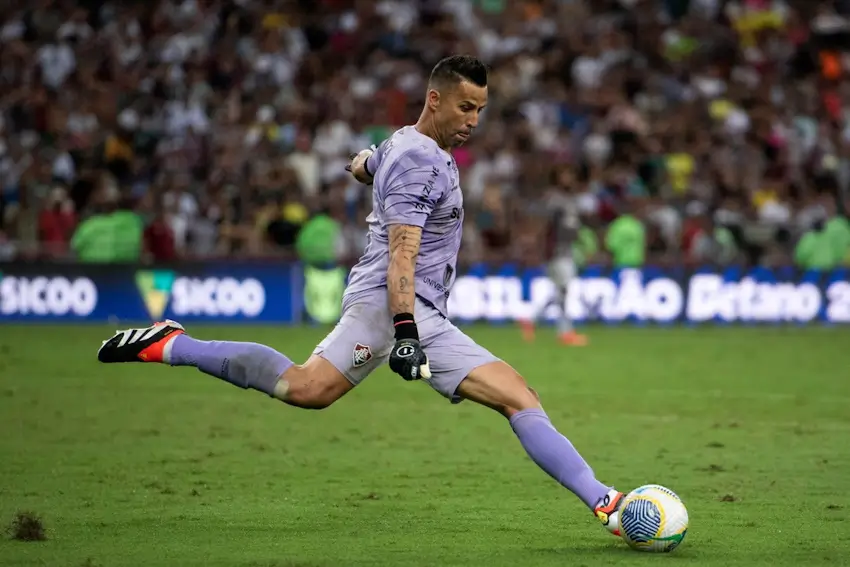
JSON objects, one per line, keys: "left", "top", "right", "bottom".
{"left": 0, "top": 0, "right": 849, "bottom": 325}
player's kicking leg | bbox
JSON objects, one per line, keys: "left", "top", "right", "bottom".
{"left": 416, "top": 301, "right": 622, "bottom": 535}
{"left": 95, "top": 306, "right": 390, "bottom": 409}
{"left": 457, "top": 362, "right": 621, "bottom": 533}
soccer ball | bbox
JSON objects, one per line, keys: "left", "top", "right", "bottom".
{"left": 618, "top": 484, "right": 688, "bottom": 552}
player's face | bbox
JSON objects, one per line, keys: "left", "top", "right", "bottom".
{"left": 436, "top": 80, "right": 488, "bottom": 148}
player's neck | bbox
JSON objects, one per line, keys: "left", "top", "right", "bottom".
{"left": 414, "top": 115, "right": 451, "bottom": 153}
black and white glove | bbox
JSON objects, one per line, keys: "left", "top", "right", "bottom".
{"left": 345, "top": 145, "right": 377, "bottom": 184}
{"left": 388, "top": 313, "right": 431, "bottom": 381}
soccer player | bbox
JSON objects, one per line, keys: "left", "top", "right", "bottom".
{"left": 520, "top": 169, "right": 590, "bottom": 345}
{"left": 97, "top": 55, "right": 626, "bottom": 535}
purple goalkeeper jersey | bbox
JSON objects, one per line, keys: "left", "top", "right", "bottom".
{"left": 344, "top": 126, "right": 464, "bottom": 317}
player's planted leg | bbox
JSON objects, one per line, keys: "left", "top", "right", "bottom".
{"left": 456, "top": 361, "right": 623, "bottom": 534}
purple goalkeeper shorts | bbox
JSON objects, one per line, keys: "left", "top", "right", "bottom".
{"left": 312, "top": 291, "right": 500, "bottom": 403}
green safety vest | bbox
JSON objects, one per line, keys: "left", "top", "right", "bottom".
{"left": 303, "top": 266, "right": 346, "bottom": 323}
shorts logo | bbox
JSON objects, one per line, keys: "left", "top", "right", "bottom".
{"left": 352, "top": 343, "right": 373, "bottom": 367}
{"left": 395, "top": 345, "right": 415, "bottom": 357}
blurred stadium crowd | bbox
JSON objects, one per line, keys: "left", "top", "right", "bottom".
{"left": 1, "top": 0, "right": 849, "bottom": 269}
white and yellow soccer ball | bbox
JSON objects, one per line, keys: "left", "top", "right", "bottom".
{"left": 618, "top": 484, "right": 688, "bottom": 552}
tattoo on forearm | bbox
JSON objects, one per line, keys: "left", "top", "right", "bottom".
{"left": 387, "top": 224, "right": 421, "bottom": 316}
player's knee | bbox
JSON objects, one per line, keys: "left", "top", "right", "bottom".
{"left": 284, "top": 381, "right": 335, "bottom": 410}
{"left": 460, "top": 362, "right": 541, "bottom": 418}
{"left": 278, "top": 364, "right": 349, "bottom": 410}
{"left": 501, "top": 386, "right": 542, "bottom": 417}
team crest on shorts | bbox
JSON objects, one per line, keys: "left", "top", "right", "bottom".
{"left": 352, "top": 343, "right": 372, "bottom": 367}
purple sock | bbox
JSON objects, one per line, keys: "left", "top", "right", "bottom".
{"left": 165, "top": 335, "right": 293, "bottom": 397}
{"left": 510, "top": 408, "right": 609, "bottom": 508}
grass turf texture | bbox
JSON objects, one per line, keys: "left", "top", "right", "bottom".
{"left": 0, "top": 325, "right": 848, "bottom": 567}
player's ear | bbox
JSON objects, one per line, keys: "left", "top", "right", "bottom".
{"left": 427, "top": 88, "right": 440, "bottom": 112}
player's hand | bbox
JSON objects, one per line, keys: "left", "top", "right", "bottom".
{"left": 388, "top": 338, "right": 431, "bottom": 381}
{"left": 345, "top": 145, "right": 377, "bottom": 184}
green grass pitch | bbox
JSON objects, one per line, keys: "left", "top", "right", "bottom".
{"left": 1, "top": 324, "right": 848, "bottom": 566}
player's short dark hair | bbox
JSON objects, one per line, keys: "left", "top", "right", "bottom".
{"left": 429, "top": 55, "right": 488, "bottom": 89}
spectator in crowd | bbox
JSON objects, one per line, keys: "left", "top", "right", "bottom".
{"left": 38, "top": 185, "right": 77, "bottom": 257}
{"left": 681, "top": 201, "right": 740, "bottom": 264}
{"left": 141, "top": 192, "right": 177, "bottom": 262}
{"left": 0, "top": 0, "right": 847, "bottom": 270}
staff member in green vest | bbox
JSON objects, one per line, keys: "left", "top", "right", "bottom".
{"left": 795, "top": 218, "right": 839, "bottom": 270}
{"left": 605, "top": 202, "right": 646, "bottom": 268}
{"left": 71, "top": 189, "right": 143, "bottom": 263}
{"left": 295, "top": 212, "right": 347, "bottom": 323}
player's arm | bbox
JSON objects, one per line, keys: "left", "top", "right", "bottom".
{"left": 382, "top": 161, "right": 444, "bottom": 324}
{"left": 383, "top": 160, "right": 445, "bottom": 381}
{"left": 386, "top": 222, "right": 430, "bottom": 380}
{"left": 387, "top": 224, "right": 422, "bottom": 318}
{"left": 346, "top": 145, "right": 378, "bottom": 184}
